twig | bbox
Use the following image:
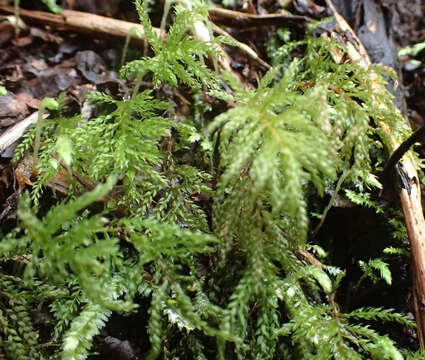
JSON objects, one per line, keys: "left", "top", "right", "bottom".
{"left": 48, "top": 152, "right": 95, "bottom": 190}
{"left": 0, "top": 5, "right": 161, "bottom": 45}
{"left": 211, "top": 23, "right": 271, "bottom": 70}
{"left": 208, "top": 7, "right": 311, "bottom": 31}
{"left": 0, "top": 112, "right": 47, "bottom": 154}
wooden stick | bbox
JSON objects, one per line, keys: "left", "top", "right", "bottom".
{"left": 0, "top": 5, "right": 160, "bottom": 44}
{"left": 211, "top": 23, "right": 271, "bottom": 70}
{"left": 0, "top": 112, "right": 47, "bottom": 154}
{"left": 208, "top": 7, "right": 311, "bottom": 31}
{"left": 325, "top": 0, "right": 425, "bottom": 348}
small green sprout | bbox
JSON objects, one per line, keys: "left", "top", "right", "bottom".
{"left": 33, "top": 97, "right": 59, "bottom": 165}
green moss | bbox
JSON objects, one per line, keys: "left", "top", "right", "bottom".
{"left": 1, "top": 1, "right": 421, "bottom": 359}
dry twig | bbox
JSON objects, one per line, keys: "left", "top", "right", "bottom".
{"left": 208, "top": 7, "right": 311, "bottom": 31}
{"left": 0, "top": 112, "right": 46, "bottom": 154}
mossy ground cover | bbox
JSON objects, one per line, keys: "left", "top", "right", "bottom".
{"left": 1, "top": 0, "right": 425, "bottom": 359}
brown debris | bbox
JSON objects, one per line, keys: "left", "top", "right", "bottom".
{"left": 0, "top": 93, "right": 29, "bottom": 126}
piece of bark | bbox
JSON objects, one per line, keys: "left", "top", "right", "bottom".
{"left": 326, "top": 0, "right": 425, "bottom": 348}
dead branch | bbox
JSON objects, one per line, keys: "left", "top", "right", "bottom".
{"left": 0, "top": 112, "right": 46, "bottom": 154}
{"left": 0, "top": 5, "right": 260, "bottom": 87}
{"left": 325, "top": 0, "right": 425, "bottom": 348}
{"left": 211, "top": 23, "right": 271, "bottom": 70}
{"left": 208, "top": 7, "right": 311, "bottom": 31}
{"left": 0, "top": 5, "right": 161, "bottom": 45}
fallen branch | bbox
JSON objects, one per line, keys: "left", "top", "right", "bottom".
{"left": 208, "top": 7, "right": 311, "bottom": 31}
{"left": 0, "top": 112, "right": 46, "bottom": 155}
{"left": 0, "top": 5, "right": 160, "bottom": 44}
{"left": 326, "top": 0, "right": 425, "bottom": 348}
{"left": 211, "top": 23, "right": 271, "bottom": 70}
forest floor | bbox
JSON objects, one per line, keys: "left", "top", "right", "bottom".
{"left": 1, "top": 0, "right": 425, "bottom": 358}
